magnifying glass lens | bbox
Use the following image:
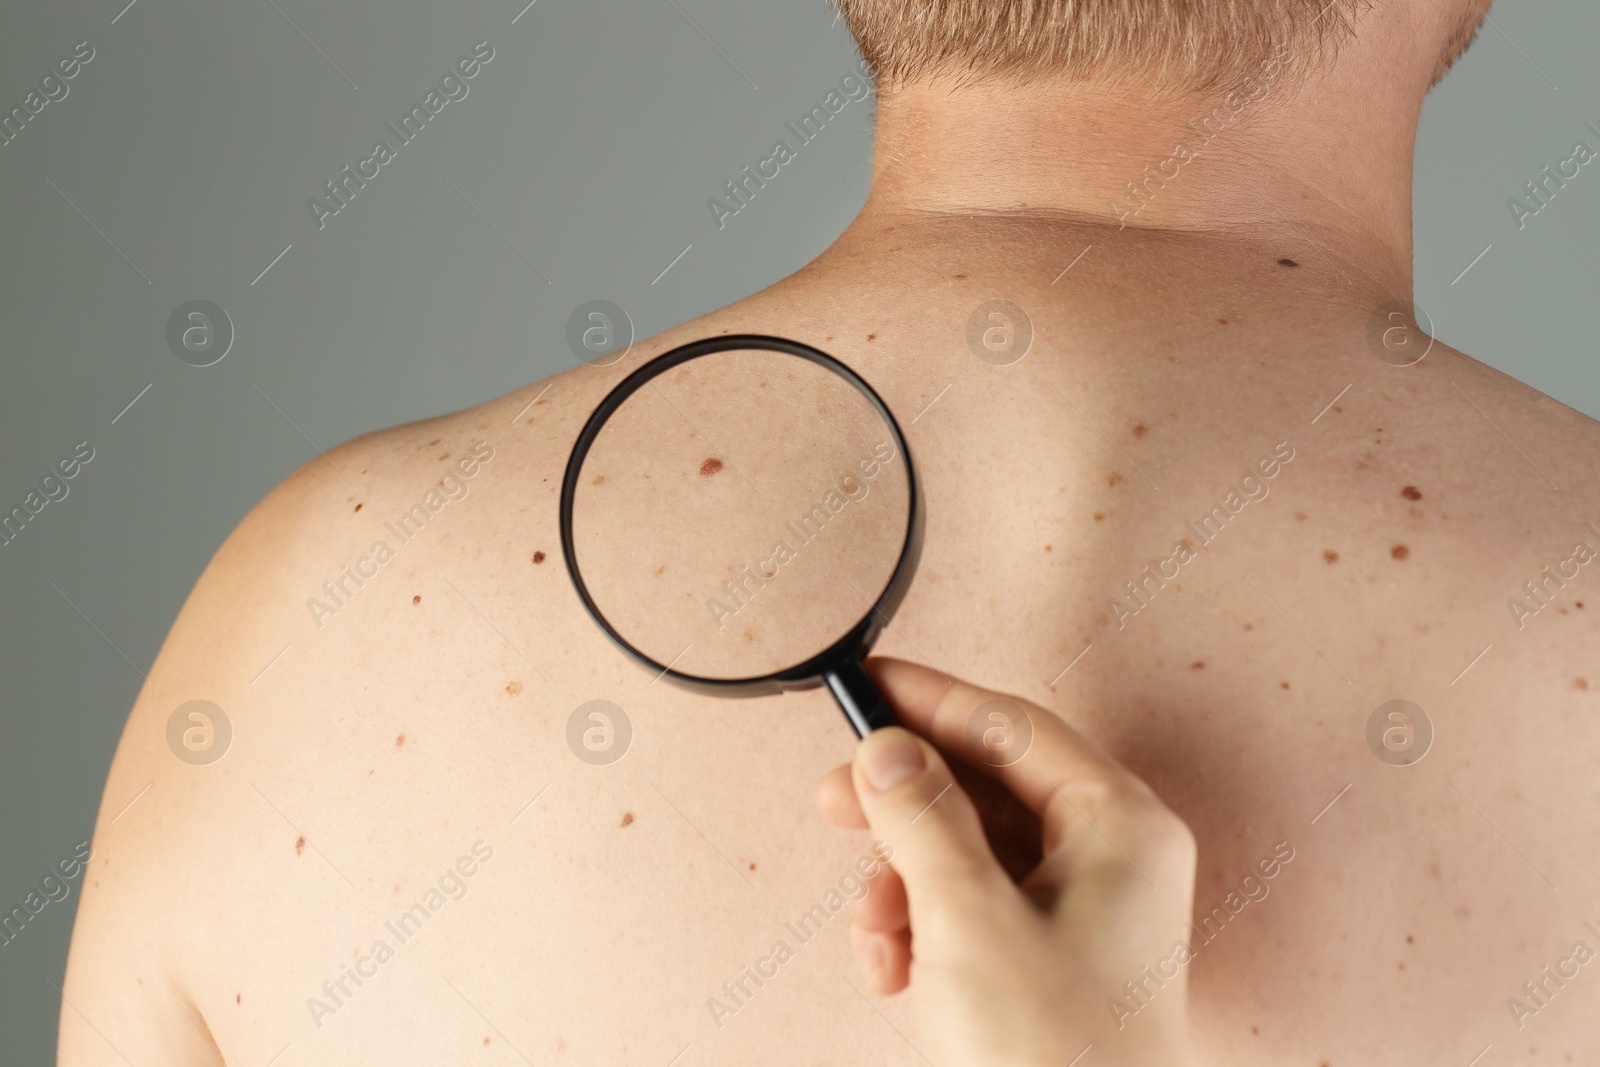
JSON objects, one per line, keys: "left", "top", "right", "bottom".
{"left": 568, "top": 347, "right": 913, "bottom": 682}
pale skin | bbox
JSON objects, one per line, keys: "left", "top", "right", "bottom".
{"left": 61, "top": 0, "right": 1600, "bottom": 1063}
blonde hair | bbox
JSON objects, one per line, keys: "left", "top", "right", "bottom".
{"left": 833, "top": 0, "right": 1363, "bottom": 92}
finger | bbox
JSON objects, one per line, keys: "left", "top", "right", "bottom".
{"left": 816, "top": 763, "right": 867, "bottom": 829}
{"left": 851, "top": 923, "right": 911, "bottom": 996}
{"left": 851, "top": 726, "right": 1013, "bottom": 907}
{"left": 822, "top": 757, "right": 1041, "bottom": 877}
{"left": 868, "top": 658, "right": 1195, "bottom": 903}
{"left": 852, "top": 854, "right": 908, "bottom": 936}
{"left": 945, "top": 758, "right": 1043, "bottom": 878}
{"left": 865, "top": 657, "right": 1154, "bottom": 825}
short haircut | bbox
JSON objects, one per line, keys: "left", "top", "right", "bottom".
{"left": 833, "top": 0, "right": 1365, "bottom": 92}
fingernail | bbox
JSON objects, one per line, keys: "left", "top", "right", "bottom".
{"left": 862, "top": 730, "right": 925, "bottom": 791}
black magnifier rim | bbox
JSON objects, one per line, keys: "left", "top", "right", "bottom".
{"left": 558, "top": 334, "right": 923, "bottom": 698}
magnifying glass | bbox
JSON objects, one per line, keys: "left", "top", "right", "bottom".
{"left": 558, "top": 335, "right": 923, "bottom": 737}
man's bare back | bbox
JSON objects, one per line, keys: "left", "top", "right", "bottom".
{"left": 62, "top": 13, "right": 1600, "bottom": 1066}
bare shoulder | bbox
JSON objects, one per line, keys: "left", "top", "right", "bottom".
{"left": 57, "top": 311, "right": 741, "bottom": 1058}
{"left": 59, "top": 371, "right": 587, "bottom": 1061}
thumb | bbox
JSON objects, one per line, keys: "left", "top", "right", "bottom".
{"left": 853, "top": 727, "right": 1010, "bottom": 906}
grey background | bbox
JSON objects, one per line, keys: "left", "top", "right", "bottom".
{"left": 0, "top": 0, "right": 1593, "bottom": 1058}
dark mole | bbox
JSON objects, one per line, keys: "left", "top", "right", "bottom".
{"left": 1402, "top": 486, "right": 1423, "bottom": 501}
{"left": 1323, "top": 550, "right": 1339, "bottom": 564}
{"left": 412, "top": 595, "right": 421, "bottom": 605}
{"left": 1406, "top": 935, "right": 1414, "bottom": 944}
{"left": 1190, "top": 660, "right": 1205, "bottom": 670}
{"left": 1392, "top": 544, "right": 1411, "bottom": 560}
{"left": 953, "top": 274, "right": 967, "bottom": 280}
{"left": 1280, "top": 681, "right": 1290, "bottom": 689}
{"left": 620, "top": 811, "right": 634, "bottom": 828}
{"left": 1278, "top": 258, "right": 1299, "bottom": 268}
{"left": 532, "top": 551, "right": 546, "bottom": 564}
{"left": 354, "top": 503, "right": 363, "bottom": 512}
{"left": 295, "top": 836, "right": 305, "bottom": 856}
{"left": 396, "top": 733, "right": 406, "bottom": 747}
{"left": 866, "top": 333, "right": 877, "bottom": 341}
{"left": 1218, "top": 319, "right": 1230, "bottom": 326}
{"left": 1132, "top": 423, "right": 1149, "bottom": 437}
{"left": 700, "top": 457, "right": 724, "bottom": 477}
{"left": 1578, "top": 601, "right": 1586, "bottom": 609}
{"left": 748, "top": 861, "right": 757, "bottom": 871}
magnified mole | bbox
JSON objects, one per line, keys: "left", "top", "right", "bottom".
{"left": 699, "top": 458, "right": 724, "bottom": 477}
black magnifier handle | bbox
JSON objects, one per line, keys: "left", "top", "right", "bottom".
{"left": 824, "top": 656, "right": 902, "bottom": 737}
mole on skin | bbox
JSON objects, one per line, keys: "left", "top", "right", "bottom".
{"left": 532, "top": 551, "right": 546, "bottom": 564}
{"left": 699, "top": 457, "right": 724, "bottom": 477}
{"left": 1278, "top": 258, "right": 1300, "bottom": 268}
{"left": 1401, "top": 486, "right": 1423, "bottom": 500}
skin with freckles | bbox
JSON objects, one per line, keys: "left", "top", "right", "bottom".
{"left": 61, "top": 1, "right": 1600, "bottom": 1064}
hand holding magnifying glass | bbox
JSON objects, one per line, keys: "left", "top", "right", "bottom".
{"left": 561, "top": 336, "right": 1197, "bottom": 1063}
{"left": 818, "top": 659, "right": 1199, "bottom": 1067}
